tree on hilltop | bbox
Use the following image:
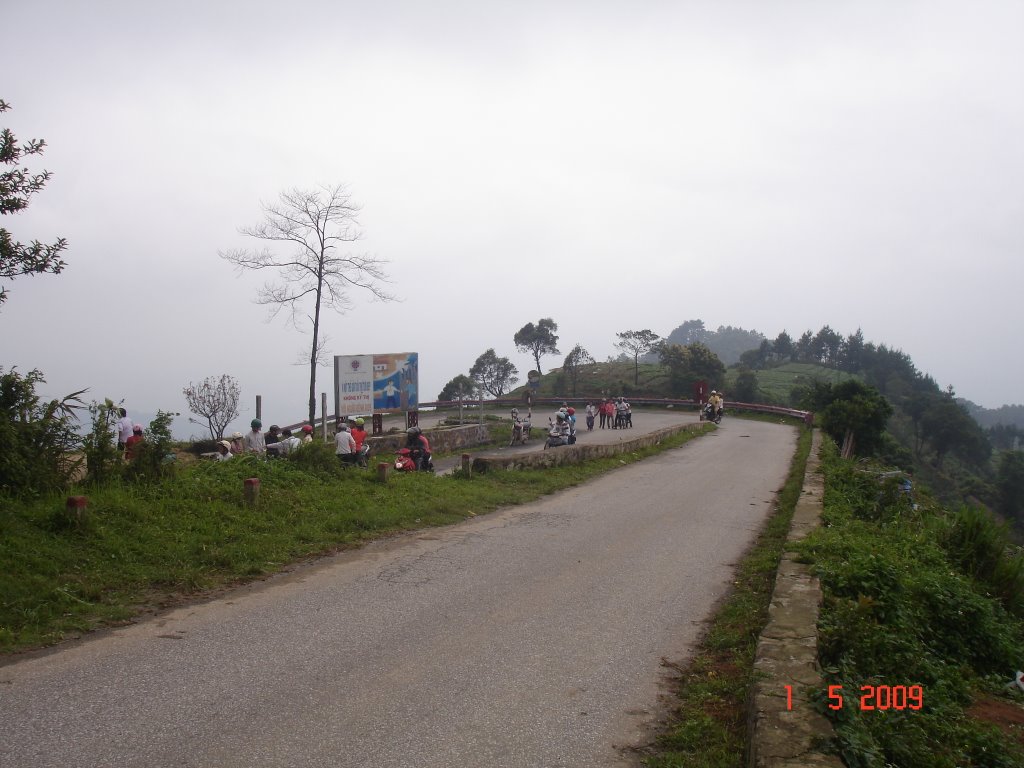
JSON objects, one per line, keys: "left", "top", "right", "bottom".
{"left": 514, "top": 318, "right": 559, "bottom": 375}
{"left": 220, "top": 184, "right": 394, "bottom": 425}
{"left": 1, "top": 100, "right": 68, "bottom": 307}
{"left": 562, "top": 344, "right": 595, "bottom": 396}
{"left": 615, "top": 329, "right": 660, "bottom": 385}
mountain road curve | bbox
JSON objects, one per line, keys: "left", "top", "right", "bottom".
{"left": 1, "top": 418, "right": 799, "bottom": 768}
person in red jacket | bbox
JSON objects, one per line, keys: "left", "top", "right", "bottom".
{"left": 124, "top": 424, "right": 145, "bottom": 460}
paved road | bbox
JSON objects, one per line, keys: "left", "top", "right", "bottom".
{"left": 1, "top": 418, "right": 798, "bottom": 768}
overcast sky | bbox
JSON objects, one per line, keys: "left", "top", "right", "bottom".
{"left": 3, "top": 0, "right": 1022, "bottom": 437}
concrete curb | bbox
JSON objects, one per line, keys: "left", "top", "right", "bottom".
{"left": 747, "top": 430, "right": 843, "bottom": 767}
{"left": 468, "top": 423, "right": 706, "bottom": 472}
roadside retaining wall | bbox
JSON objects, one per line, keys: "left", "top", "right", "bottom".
{"left": 470, "top": 423, "right": 705, "bottom": 472}
{"left": 366, "top": 424, "right": 491, "bottom": 455}
{"left": 747, "top": 430, "right": 842, "bottom": 767}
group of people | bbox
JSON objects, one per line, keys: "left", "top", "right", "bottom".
{"left": 589, "top": 398, "right": 631, "bottom": 430}
{"left": 115, "top": 408, "right": 146, "bottom": 460}
{"left": 333, "top": 417, "right": 370, "bottom": 466}
{"left": 214, "top": 418, "right": 318, "bottom": 461}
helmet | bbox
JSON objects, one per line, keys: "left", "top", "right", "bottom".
{"left": 231, "top": 431, "right": 243, "bottom": 439}
{"left": 339, "top": 423, "right": 350, "bottom": 431}
{"left": 567, "top": 407, "right": 575, "bottom": 415}
{"left": 133, "top": 424, "right": 143, "bottom": 433}
{"left": 556, "top": 413, "right": 566, "bottom": 422}
{"left": 407, "top": 426, "right": 421, "bottom": 436}
{"left": 301, "top": 425, "right": 313, "bottom": 433}
{"left": 217, "top": 440, "right": 231, "bottom": 449}
{"left": 355, "top": 418, "right": 364, "bottom": 426}
{"left": 251, "top": 419, "right": 262, "bottom": 429}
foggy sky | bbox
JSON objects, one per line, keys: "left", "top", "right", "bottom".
{"left": 3, "top": 0, "right": 1022, "bottom": 437}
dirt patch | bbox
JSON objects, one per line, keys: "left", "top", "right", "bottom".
{"left": 969, "top": 694, "right": 1024, "bottom": 747}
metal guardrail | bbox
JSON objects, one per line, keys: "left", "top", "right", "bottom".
{"left": 282, "top": 397, "right": 813, "bottom": 436}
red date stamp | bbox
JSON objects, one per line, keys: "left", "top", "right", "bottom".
{"left": 785, "top": 684, "right": 923, "bottom": 711}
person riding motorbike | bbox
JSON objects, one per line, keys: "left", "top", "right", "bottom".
{"left": 405, "top": 426, "right": 433, "bottom": 471}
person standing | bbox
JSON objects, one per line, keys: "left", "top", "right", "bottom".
{"left": 116, "top": 408, "right": 134, "bottom": 451}
{"left": 244, "top": 419, "right": 266, "bottom": 455}
{"left": 585, "top": 402, "right": 596, "bottom": 431}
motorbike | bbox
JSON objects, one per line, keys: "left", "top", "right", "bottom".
{"left": 394, "top": 447, "right": 434, "bottom": 472}
{"left": 510, "top": 409, "right": 532, "bottom": 446}
{"left": 700, "top": 402, "right": 722, "bottom": 424}
{"left": 543, "top": 419, "right": 575, "bottom": 449}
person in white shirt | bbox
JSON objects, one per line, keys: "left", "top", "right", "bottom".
{"left": 335, "top": 423, "right": 358, "bottom": 464}
{"left": 116, "top": 408, "right": 134, "bottom": 450}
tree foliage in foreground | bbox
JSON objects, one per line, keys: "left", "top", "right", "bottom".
{"left": 1, "top": 100, "right": 68, "bottom": 307}
{"left": 0, "top": 367, "right": 85, "bottom": 494}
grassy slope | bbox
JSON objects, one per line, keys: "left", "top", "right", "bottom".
{"left": 0, "top": 428, "right": 711, "bottom": 654}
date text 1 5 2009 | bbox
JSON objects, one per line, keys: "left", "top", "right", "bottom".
{"left": 784, "top": 684, "right": 923, "bottom": 711}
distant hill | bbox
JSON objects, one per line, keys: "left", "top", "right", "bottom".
{"left": 962, "top": 401, "right": 1024, "bottom": 430}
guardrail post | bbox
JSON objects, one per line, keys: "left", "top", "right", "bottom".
{"left": 243, "top": 478, "right": 260, "bottom": 507}
{"left": 377, "top": 461, "right": 389, "bottom": 483}
{"left": 66, "top": 496, "right": 88, "bottom": 526}
{"left": 461, "top": 453, "right": 471, "bottom": 475}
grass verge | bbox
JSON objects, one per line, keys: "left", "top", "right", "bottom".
{"left": 641, "top": 425, "right": 813, "bottom": 767}
{"left": 1, "top": 425, "right": 712, "bottom": 655}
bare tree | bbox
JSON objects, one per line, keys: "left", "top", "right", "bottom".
{"left": 562, "top": 344, "right": 594, "bottom": 396}
{"left": 183, "top": 374, "right": 241, "bottom": 440}
{"left": 615, "top": 329, "right": 660, "bottom": 385}
{"left": 220, "top": 184, "right": 394, "bottom": 424}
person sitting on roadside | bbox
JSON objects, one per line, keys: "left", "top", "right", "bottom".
{"left": 215, "top": 440, "right": 233, "bottom": 461}
{"left": 265, "top": 424, "right": 281, "bottom": 449}
{"left": 300, "top": 424, "right": 314, "bottom": 443}
{"left": 275, "top": 428, "right": 301, "bottom": 456}
{"left": 244, "top": 419, "right": 266, "bottom": 455}
{"left": 335, "top": 422, "right": 359, "bottom": 465}
{"left": 229, "top": 431, "right": 245, "bottom": 455}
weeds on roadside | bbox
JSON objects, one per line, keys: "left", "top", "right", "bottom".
{"left": 796, "top": 442, "right": 1024, "bottom": 768}
{"left": 0, "top": 424, "right": 708, "bottom": 653}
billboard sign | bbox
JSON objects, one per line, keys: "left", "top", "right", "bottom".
{"left": 334, "top": 352, "right": 419, "bottom": 418}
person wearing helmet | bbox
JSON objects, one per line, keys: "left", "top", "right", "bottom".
{"left": 301, "top": 424, "right": 314, "bottom": 443}
{"left": 335, "top": 422, "right": 358, "bottom": 464}
{"left": 124, "top": 424, "right": 145, "bottom": 461}
{"left": 244, "top": 418, "right": 265, "bottom": 455}
{"left": 228, "top": 431, "right": 246, "bottom": 454}
{"left": 405, "top": 426, "right": 432, "bottom": 471}
{"left": 565, "top": 407, "right": 577, "bottom": 440}
{"left": 349, "top": 418, "right": 368, "bottom": 465}
{"left": 215, "top": 440, "right": 234, "bottom": 461}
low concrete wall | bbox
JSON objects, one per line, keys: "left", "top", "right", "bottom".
{"left": 470, "top": 422, "right": 705, "bottom": 472}
{"left": 747, "top": 430, "right": 842, "bottom": 767}
{"left": 365, "top": 423, "right": 491, "bottom": 455}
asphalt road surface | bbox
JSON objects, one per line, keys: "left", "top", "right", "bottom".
{"left": 1, "top": 417, "right": 798, "bottom": 768}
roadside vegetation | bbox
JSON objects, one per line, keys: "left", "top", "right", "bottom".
{"left": 796, "top": 441, "right": 1024, "bottom": 767}
{"left": 0, "top": 425, "right": 711, "bottom": 654}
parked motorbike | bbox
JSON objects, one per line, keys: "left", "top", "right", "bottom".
{"left": 510, "top": 409, "right": 532, "bottom": 446}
